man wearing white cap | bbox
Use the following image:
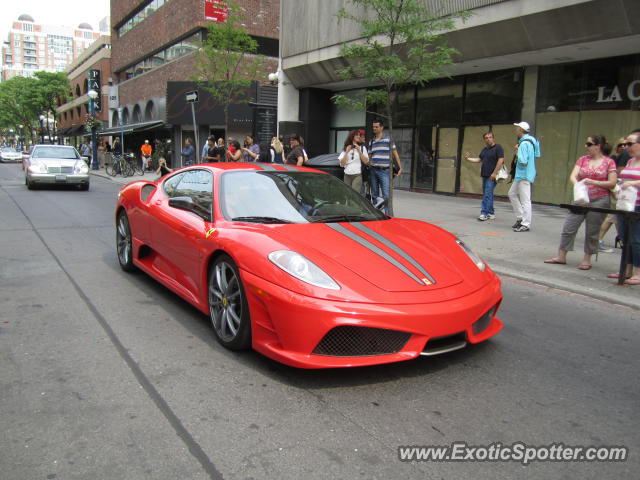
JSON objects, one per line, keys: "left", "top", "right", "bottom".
{"left": 509, "top": 121, "right": 541, "bottom": 232}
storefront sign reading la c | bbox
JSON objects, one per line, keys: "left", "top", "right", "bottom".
{"left": 596, "top": 80, "right": 640, "bottom": 103}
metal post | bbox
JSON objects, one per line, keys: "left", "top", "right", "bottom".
{"left": 118, "top": 108, "right": 125, "bottom": 159}
{"left": 90, "top": 99, "right": 99, "bottom": 170}
{"left": 191, "top": 102, "right": 199, "bottom": 164}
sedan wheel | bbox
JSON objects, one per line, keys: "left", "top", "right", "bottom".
{"left": 116, "top": 210, "right": 135, "bottom": 272}
{"left": 209, "top": 254, "right": 251, "bottom": 350}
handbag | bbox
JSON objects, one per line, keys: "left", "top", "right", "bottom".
{"left": 617, "top": 184, "right": 638, "bottom": 212}
{"left": 573, "top": 180, "right": 589, "bottom": 205}
{"left": 496, "top": 164, "right": 509, "bottom": 183}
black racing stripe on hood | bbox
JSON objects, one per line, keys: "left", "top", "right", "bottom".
{"left": 326, "top": 223, "right": 426, "bottom": 285}
{"left": 258, "top": 163, "right": 276, "bottom": 170}
{"left": 351, "top": 223, "right": 436, "bottom": 285}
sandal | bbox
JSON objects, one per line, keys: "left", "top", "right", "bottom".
{"left": 606, "top": 272, "right": 631, "bottom": 279}
{"left": 577, "top": 264, "right": 592, "bottom": 271}
{"left": 544, "top": 258, "right": 566, "bottom": 264}
{"left": 624, "top": 277, "right": 640, "bottom": 286}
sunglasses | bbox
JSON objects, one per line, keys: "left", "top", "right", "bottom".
{"left": 585, "top": 142, "right": 596, "bottom": 147}
{"left": 621, "top": 141, "right": 638, "bottom": 147}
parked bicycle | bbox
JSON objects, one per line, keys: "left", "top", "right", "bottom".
{"left": 106, "top": 153, "right": 133, "bottom": 177}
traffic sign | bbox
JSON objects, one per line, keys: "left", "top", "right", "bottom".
{"left": 186, "top": 90, "right": 199, "bottom": 103}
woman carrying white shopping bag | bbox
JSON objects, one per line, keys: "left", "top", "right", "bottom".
{"left": 544, "top": 135, "right": 617, "bottom": 270}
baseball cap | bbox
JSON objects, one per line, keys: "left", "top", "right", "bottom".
{"left": 358, "top": 129, "right": 365, "bottom": 136}
{"left": 513, "top": 121, "right": 530, "bottom": 132}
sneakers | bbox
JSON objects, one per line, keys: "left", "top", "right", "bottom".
{"left": 477, "top": 214, "right": 488, "bottom": 221}
{"left": 512, "top": 219, "right": 522, "bottom": 229}
{"left": 487, "top": 214, "right": 496, "bottom": 220}
{"left": 513, "top": 224, "right": 530, "bottom": 232}
{"left": 599, "top": 240, "right": 614, "bottom": 253}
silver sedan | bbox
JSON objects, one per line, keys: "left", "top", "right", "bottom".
{"left": 24, "top": 145, "right": 90, "bottom": 190}
{"left": 0, "top": 147, "right": 23, "bottom": 163}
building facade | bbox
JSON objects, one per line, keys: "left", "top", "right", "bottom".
{"left": 108, "top": 0, "right": 279, "bottom": 166}
{"left": 56, "top": 36, "right": 112, "bottom": 145}
{"left": 278, "top": 0, "right": 640, "bottom": 205}
{"left": 1, "top": 14, "right": 102, "bottom": 81}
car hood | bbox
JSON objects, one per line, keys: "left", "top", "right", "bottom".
{"left": 36, "top": 158, "right": 80, "bottom": 167}
{"left": 257, "top": 219, "right": 469, "bottom": 293}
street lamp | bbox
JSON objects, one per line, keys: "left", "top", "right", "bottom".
{"left": 39, "top": 115, "right": 45, "bottom": 144}
{"left": 87, "top": 89, "right": 99, "bottom": 170}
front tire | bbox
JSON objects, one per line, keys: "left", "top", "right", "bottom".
{"left": 116, "top": 210, "right": 135, "bottom": 272}
{"left": 208, "top": 254, "right": 251, "bottom": 350}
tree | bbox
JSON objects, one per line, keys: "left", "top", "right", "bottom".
{"left": 332, "top": 0, "right": 468, "bottom": 214}
{"left": 191, "top": 1, "right": 265, "bottom": 144}
{"left": 33, "top": 71, "right": 70, "bottom": 142}
{"left": 0, "top": 76, "right": 42, "bottom": 145}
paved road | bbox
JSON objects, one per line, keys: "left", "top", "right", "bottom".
{"left": 1, "top": 163, "right": 638, "bottom": 479}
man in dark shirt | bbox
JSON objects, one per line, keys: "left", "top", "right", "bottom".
{"left": 464, "top": 132, "right": 505, "bottom": 221}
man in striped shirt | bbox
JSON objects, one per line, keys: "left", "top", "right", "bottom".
{"left": 369, "top": 120, "right": 402, "bottom": 214}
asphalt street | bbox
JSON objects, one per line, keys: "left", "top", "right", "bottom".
{"left": 0, "top": 162, "right": 638, "bottom": 480}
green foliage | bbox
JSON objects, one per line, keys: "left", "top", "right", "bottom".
{"left": 332, "top": 0, "right": 468, "bottom": 123}
{"left": 0, "top": 71, "right": 70, "bottom": 143}
{"left": 191, "top": 1, "right": 265, "bottom": 129}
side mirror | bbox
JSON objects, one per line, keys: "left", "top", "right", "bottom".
{"left": 168, "top": 196, "right": 211, "bottom": 222}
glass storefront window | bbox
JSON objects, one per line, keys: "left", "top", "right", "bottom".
{"left": 463, "top": 69, "right": 523, "bottom": 123}
{"left": 416, "top": 80, "right": 463, "bottom": 125}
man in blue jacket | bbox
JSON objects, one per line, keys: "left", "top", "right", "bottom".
{"left": 509, "top": 121, "right": 541, "bottom": 232}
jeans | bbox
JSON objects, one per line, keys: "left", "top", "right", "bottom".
{"left": 616, "top": 205, "right": 640, "bottom": 268}
{"left": 370, "top": 167, "right": 390, "bottom": 213}
{"left": 481, "top": 177, "right": 496, "bottom": 215}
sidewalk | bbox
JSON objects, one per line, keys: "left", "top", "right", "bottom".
{"left": 91, "top": 168, "right": 640, "bottom": 310}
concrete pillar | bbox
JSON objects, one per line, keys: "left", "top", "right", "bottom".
{"left": 276, "top": 69, "right": 299, "bottom": 131}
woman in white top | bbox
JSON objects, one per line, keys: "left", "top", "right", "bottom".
{"left": 338, "top": 129, "right": 369, "bottom": 192}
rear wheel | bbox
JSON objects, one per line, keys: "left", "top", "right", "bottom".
{"left": 25, "top": 176, "right": 35, "bottom": 190}
{"left": 116, "top": 210, "right": 135, "bottom": 272}
{"left": 106, "top": 162, "right": 115, "bottom": 176}
{"left": 208, "top": 254, "right": 251, "bottom": 350}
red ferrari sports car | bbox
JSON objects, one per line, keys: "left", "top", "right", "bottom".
{"left": 115, "top": 162, "right": 503, "bottom": 368}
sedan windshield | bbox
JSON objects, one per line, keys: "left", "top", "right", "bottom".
{"left": 220, "top": 171, "right": 387, "bottom": 223}
{"left": 33, "top": 147, "right": 79, "bottom": 159}
{"left": 2, "top": 147, "right": 17, "bottom": 153}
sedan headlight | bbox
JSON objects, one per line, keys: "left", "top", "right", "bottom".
{"left": 269, "top": 250, "right": 340, "bottom": 290}
{"left": 74, "top": 161, "right": 89, "bottom": 174}
{"left": 28, "top": 161, "right": 48, "bottom": 174}
{"left": 455, "top": 239, "right": 485, "bottom": 271}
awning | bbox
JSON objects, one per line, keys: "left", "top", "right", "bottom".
{"left": 98, "top": 120, "right": 166, "bottom": 136}
{"left": 59, "top": 125, "right": 86, "bottom": 137}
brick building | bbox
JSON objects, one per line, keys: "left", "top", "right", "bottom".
{"left": 56, "top": 36, "right": 112, "bottom": 145}
{"left": 107, "top": 0, "right": 279, "bottom": 166}
{"left": 1, "top": 14, "right": 103, "bottom": 81}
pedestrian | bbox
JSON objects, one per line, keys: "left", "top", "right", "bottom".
{"left": 203, "top": 137, "right": 220, "bottom": 162}
{"left": 598, "top": 136, "right": 627, "bottom": 251}
{"left": 112, "top": 138, "right": 122, "bottom": 156}
{"left": 201, "top": 135, "right": 211, "bottom": 161}
{"left": 544, "top": 135, "right": 616, "bottom": 270}
{"left": 155, "top": 157, "right": 173, "bottom": 178}
{"left": 607, "top": 131, "right": 640, "bottom": 285}
{"left": 141, "top": 139, "right": 152, "bottom": 171}
{"left": 241, "top": 135, "right": 260, "bottom": 162}
{"left": 97, "top": 140, "right": 106, "bottom": 169}
{"left": 181, "top": 138, "right": 195, "bottom": 166}
{"left": 271, "top": 136, "right": 284, "bottom": 163}
{"left": 338, "top": 129, "right": 369, "bottom": 192}
{"left": 216, "top": 138, "right": 226, "bottom": 161}
{"left": 509, "top": 121, "right": 541, "bottom": 232}
{"left": 285, "top": 134, "right": 305, "bottom": 166}
{"left": 368, "top": 119, "right": 402, "bottom": 213}
{"left": 464, "top": 131, "right": 505, "bottom": 221}
{"left": 226, "top": 140, "right": 243, "bottom": 161}
{"left": 80, "top": 141, "right": 91, "bottom": 165}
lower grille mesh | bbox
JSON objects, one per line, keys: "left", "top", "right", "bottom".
{"left": 313, "top": 326, "right": 411, "bottom": 357}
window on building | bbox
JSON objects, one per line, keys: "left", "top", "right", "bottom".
{"left": 463, "top": 69, "right": 524, "bottom": 123}
{"left": 22, "top": 23, "right": 33, "bottom": 32}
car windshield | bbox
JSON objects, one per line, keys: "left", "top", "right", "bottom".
{"left": 33, "top": 147, "right": 79, "bottom": 159}
{"left": 2, "top": 147, "right": 17, "bottom": 153}
{"left": 220, "top": 171, "right": 387, "bottom": 223}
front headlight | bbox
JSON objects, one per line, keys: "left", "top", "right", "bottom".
{"left": 28, "top": 161, "right": 48, "bottom": 173}
{"left": 455, "top": 239, "right": 485, "bottom": 271}
{"left": 269, "top": 250, "right": 340, "bottom": 290}
{"left": 74, "top": 161, "right": 89, "bottom": 174}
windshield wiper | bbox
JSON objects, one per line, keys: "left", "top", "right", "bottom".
{"left": 310, "top": 215, "right": 372, "bottom": 223}
{"left": 231, "top": 216, "right": 295, "bottom": 224}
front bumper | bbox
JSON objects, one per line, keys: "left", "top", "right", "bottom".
{"left": 242, "top": 270, "right": 503, "bottom": 368}
{"left": 27, "top": 172, "right": 90, "bottom": 185}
